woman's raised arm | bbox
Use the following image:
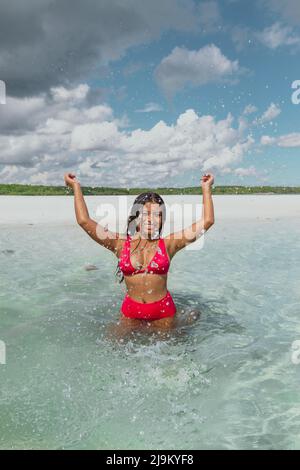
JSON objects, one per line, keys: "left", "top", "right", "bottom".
{"left": 164, "top": 173, "right": 215, "bottom": 258}
{"left": 64, "top": 173, "right": 120, "bottom": 255}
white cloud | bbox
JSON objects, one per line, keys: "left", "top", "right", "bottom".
{"left": 51, "top": 84, "right": 89, "bottom": 103}
{"left": 253, "top": 102, "right": 281, "bottom": 125}
{"left": 243, "top": 104, "right": 258, "bottom": 115}
{"left": 261, "top": 102, "right": 281, "bottom": 122}
{"left": 233, "top": 166, "right": 258, "bottom": 177}
{"left": 261, "top": 132, "right": 300, "bottom": 147}
{"left": 36, "top": 118, "right": 73, "bottom": 135}
{"left": 231, "top": 20, "right": 300, "bottom": 51}
{"left": 83, "top": 105, "right": 114, "bottom": 122}
{"left": 278, "top": 133, "right": 300, "bottom": 147}
{"left": 221, "top": 164, "right": 268, "bottom": 182}
{"left": 255, "top": 22, "right": 300, "bottom": 49}
{"left": 135, "top": 102, "right": 163, "bottom": 113}
{"left": 0, "top": 84, "right": 256, "bottom": 187}
{"left": 261, "top": 135, "right": 276, "bottom": 145}
{"left": 70, "top": 121, "right": 121, "bottom": 152}
{"left": 237, "top": 105, "right": 258, "bottom": 132}
{"left": 154, "top": 44, "right": 240, "bottom": 99}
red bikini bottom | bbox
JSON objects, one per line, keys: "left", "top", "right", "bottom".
{"left": 120, "top": 290, "right": 177, "bottom": 321}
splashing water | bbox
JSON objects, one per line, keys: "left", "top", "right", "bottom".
{"left": 0, "top": 219, "right": 300, "bottom": 449}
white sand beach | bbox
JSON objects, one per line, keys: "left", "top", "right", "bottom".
{"left": 0, "top": 195, "right": 299, "bottom": 227}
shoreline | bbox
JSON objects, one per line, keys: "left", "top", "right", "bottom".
{"left": 1, "top": 192, "right": 300, "bottom": 196}
{"left": 0, "top": 195, "right": 299, "bottom": 225}
{"left": 1, "top": 184, "right": 300, "bottom": 197}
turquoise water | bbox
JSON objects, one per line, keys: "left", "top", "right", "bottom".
{"left": 0, "top": 219, "right": 300, "bottom": 449}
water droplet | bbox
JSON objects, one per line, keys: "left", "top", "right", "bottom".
{"left": 150, "top": 261, "right": 159, "bottom": 268}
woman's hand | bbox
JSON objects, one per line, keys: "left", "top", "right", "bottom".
{"left": 64, "top": 172, "right": 80, "bottom": 190}
{"left": 201, "top": 172, "right": 214, "bottom": 191}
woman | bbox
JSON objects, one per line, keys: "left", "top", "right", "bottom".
{"left": 64, "top": 172, "right": 215, "bottom": 339}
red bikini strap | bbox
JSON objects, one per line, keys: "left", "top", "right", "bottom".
{"left": 126, "top": 234, "right": 132, "bottom": 254}
{"left": 120, "top": 234, "right": 130, "bottom": 258}
{"left": 159, "top": 236, "right": 165, "bottom": 252}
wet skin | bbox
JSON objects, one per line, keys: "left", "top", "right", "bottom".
{"left": 106, "top": 202, "right": 200, "bottom": 341}
{"left": 65, "top": 171, "right": 214, "bottom": 341}
{"left": 116, "top": 202, "right": 170, "bottom": 303}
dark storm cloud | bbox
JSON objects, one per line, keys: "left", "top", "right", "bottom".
{"left": 0, "top": 0, "right": 200, "bottom": 97}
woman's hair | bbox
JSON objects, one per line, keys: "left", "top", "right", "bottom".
{"left": 115, "top": 192, "right": 166, "bottom": 283}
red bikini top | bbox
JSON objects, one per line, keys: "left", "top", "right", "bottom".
{"left": 118, "top": 234, "right": 170, "bottom": 276}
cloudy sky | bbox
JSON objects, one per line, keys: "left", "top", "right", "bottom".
{"left": 0, "top": 0, "right": 299, "bottom": 187}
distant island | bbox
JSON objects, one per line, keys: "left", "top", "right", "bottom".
{"left": 0, "top": 184, "right": 300, "bottom": 195}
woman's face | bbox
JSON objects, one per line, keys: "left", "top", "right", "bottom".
{"left": 138, "top": 202, "right": 163, "bottom": 238}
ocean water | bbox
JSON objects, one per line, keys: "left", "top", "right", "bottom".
{"left": 0, "top": 217, "right": 300, "bottom": 450}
